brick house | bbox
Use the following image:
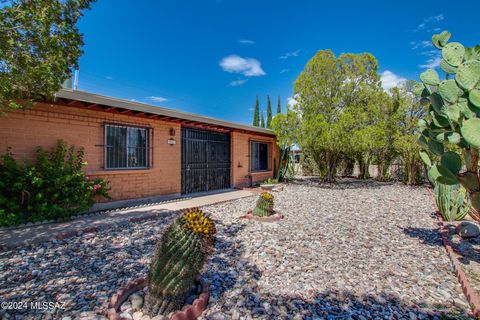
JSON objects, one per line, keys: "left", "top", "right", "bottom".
{"left": 0, "top": 89, "right": 279, "bottom": 203}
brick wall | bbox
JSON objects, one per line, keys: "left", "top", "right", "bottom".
{"left": 0, "top": 102, "right": 279, "bottom": 201}
{"left": 231, "top": 131, "right": 279, "bottom": 187}
{"left": 0, "top": 102, "right": 181, "bottom": 201}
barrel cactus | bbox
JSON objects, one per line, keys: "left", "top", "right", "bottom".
{"left": 253, "top": 192, "right": 275, "bottom": 217}
{"left": 434, "top": 182, "right": 471, "bottom": 221}
{"left": 416, "top": 30, "right": 480, "bottom": 221}
{"left": 143, "top": 208, "right": 216, "bottom": 316}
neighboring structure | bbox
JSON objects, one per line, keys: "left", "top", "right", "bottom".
{"left": 0, "top": 89, "right": 279, "bottom": 201}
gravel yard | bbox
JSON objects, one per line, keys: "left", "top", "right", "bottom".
{"left": 0, "top": 178, "right": 473, "bottom": 319}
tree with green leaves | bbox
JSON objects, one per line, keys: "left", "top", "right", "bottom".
{"left": 0, "top": 0, "right": 95, "bottom": 111}
{"left": 291, "top": 50, "right": 383, "bottom": 182}
{"left": 266, "top": 95, "right": 272, "bottom": 128}
{"left": 337, "top": 53, "right": 384, "bottom": 180}
{"left": 253, "top": 95, "right": 260, "bottom": 126}
{"left": 394, "top": 81, "right": 428, "bottom": 185}
{"left": 373, "top": 90, "right": 400, "bottom": 181}
{"left": 260, "top": 111, "right": 265, "bottom": 128}
{"left": 277, "top": 96, "right": 281, "bottom": 114}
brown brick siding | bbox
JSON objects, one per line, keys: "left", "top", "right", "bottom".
{"left": 231, "top": 131, "right": 279, "bottom": 187}
{"left": 0, "top": 102, "right": 181, "bottom": 201}
{"left": 0, "top": 102, "right": 278, "bottom": 201}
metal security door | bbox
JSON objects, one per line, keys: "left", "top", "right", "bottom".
{"left": 181, "top": 128, "right": 231, "bottom": 194}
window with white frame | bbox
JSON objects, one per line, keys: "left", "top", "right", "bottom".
{"left": 105, "top": 124, "right": 149, "bottom": 169}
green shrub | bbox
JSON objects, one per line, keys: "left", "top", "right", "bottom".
{"left": 261, "top": 178, "right": 278, "bottom": 185}
{"left": 0, "top": 140, "right": 110, "bottom": 227}
{"left": 300, "top": 154, "right": 319, "bottom": 176}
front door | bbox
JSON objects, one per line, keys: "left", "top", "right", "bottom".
{"left": 181, "top": 127, "right": 231, "bottom": 194}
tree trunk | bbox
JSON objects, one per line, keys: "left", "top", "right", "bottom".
{"left": 406, "top": 159, "right": 420, "bottom": 185}
{"left": 322, "top": 151, "right": 337, "bottom": 183}
{"left": 465, "top": 148, "right": 480, "bottom": 222}
{"left": 341, "top": 157, "right": 355, "bottom": 177}
{"left": 376, "top": 160, "right": 391, "bottom": 182}
{"left": 357, "top": 155, "right": 370, "bottom": 180}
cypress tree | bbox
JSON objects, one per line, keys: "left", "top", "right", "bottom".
{"left": 260, "top": 111, "right": 265, "bottom": 128}
{"left": 266, "top": 95, "right": 272, "bottom": 128}
{"left": 253, "top": 95, "right": 260, "bottom": 126}
{"left": 277, "top": 96, "right": 281, "bottom": 114}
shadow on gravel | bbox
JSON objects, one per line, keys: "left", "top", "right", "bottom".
{"left": 291, "top": 177, "right": 394, "bottom": 190}
{"left": 0, "top": 216, "right": 178, "bottom": 319}
{"left": 214, "top": 289, "right": 471, "bottom": 319}
{"left": 202, "top": 221, "right": 470, "bottom": 319}
{"left": 401, "top": 227, "right": 444, "bottom": 246}
{"left": 203, "top": 219, "right": 261, "bottom": 301}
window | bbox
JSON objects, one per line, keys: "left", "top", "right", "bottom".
{"left": 250, "top": 141, "right": 270, "bottom": 172}
{"left": 105, "top": 124, "right": 149, "bottom": 169}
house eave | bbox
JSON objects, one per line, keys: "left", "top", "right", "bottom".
{"left": 55, "top": 89, "right": 276, "bottom": 136}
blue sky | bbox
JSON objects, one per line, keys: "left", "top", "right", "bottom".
{"left": 76, "top": 0, "right": 480, "bottom": 125}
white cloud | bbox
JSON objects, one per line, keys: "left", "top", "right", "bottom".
{"left": 279, "top": 49, "right": 300, "bottom": 59}
{"left": 419, "top": 56, "right": 442, "bottom": 69}
{"left": 410, "top": 40, "right": 433, "bottom": 49}
{"left": 280, "top": 68, "right": 290, "bottom": 74}
{"left": 229, "top": 79, "right": 248, "bottom": 86}
{"left": 238, "top": 39, "right": 255, "bottom": 45}
{"left": 380, "top": 70, "right": 406, "bottom": 91}
{"left": 287, "top": 96, "right": 298, "bottom": 107}
{"left": 420, "top": 49, "right": 438, "bottom": 57}
{"left": 414, "top": 14, "right": 444, "bottom": 32}
{"left": 219, "top": 55, "right": 266, "bottom": 76}
{"left": 147, "top": 96, "right": 168, "bottom": 103}
{"left": 105, "top": 76, "right": 113, "bottom": 80}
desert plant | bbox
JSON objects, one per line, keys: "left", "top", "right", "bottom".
{"left": 434, "top": 182, "right": 471, "bottom": 221}
{"left": 253, "top": 192, "right": 274, "bottom": 217}
{"left": 416, "top": 30, "right": 480, "bottom": 221}
{"left": 0, "top": 141, "right": 110, "bottom": 227}
{"left": 262, "top": 178, "right": 278, "bottom": 185}
{"left": 143, "top": 208, "right": 216, "bottom": 316}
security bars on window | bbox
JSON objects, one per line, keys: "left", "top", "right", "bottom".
{"left": 105, "top": 124, "right": 149, "bottom": 169}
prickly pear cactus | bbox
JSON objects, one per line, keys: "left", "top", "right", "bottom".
{"left": 434, "top": 182, "right": 471, "bottom": 221}
{"left": 253, "top": 192, "right": 275, "bottom": 217}
{"left": 416, "top": 30, "right": 480, "bottom": 221}
{"left": 143, "top": 208, "right": 216, "bottom": 316}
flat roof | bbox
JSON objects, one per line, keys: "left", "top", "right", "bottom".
{"left": 55, "top": 89, "right": 275, "bottom": 136}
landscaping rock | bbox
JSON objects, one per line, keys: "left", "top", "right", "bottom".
{"left": 0, "top": 178, "right": 471, "bottom": 319}
{"left": 120, "top": 312, "right": 133, "bottom": 320}
{"left": 455, "top": 221, "right": 480, "bottom": 238}
{"left": 129, "top": 293, "right": 144, "bottom": 310}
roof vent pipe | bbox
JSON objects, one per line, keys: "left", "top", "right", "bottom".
{"left": 73, "top": 68, "right": 79, "bottom": 90}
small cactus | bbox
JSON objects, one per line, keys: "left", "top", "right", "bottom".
{"left": 434, "top": 182, "right": 471, "bottom": 221}
{"left": 143, "top": 208, "right": 216, "bottom": 316}
{"left": 253, "top": 192, "right": 275, "bottom": 217}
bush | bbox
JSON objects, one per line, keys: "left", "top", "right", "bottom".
{"left": 0, "top": 141, "right": 110, "bottom": 227}
{"left": 300, "top": 154, "right": 319, "bottom": 176}
{"left": 261, "top": 178, "right": 278, "bottom": 185}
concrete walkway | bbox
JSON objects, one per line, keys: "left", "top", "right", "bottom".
{"left": 0, "top": 189, "right": 255, "bottom": 249}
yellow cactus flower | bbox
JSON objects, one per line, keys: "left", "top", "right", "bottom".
{"left": 260, "top": 192, "right": 274, "bottom": 201}
{"left": 181, "top": 208, "right": 216, "bottom": 240}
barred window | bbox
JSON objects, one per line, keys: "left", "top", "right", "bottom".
{"left": 250, "top": 141, "right": 270, "bottom": 172}
{"left": 105, "top": 124, "right": 149, "bottom": 169}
